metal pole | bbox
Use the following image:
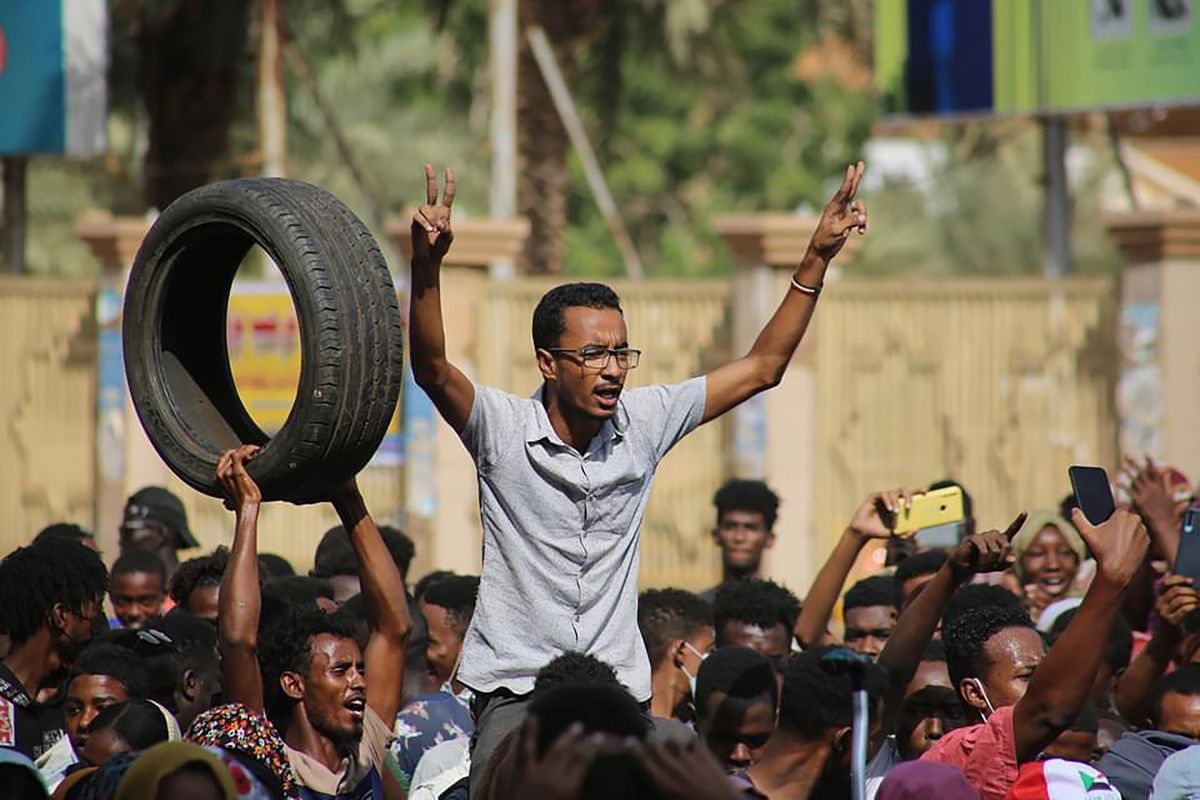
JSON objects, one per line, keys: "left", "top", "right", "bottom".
{"left": 1, "top": 156, "right": 28, "bottom": 274}
{"left": 851, "top": 681, "right": 868, "bottom": 800}
{"left": 489, "top": 0, "right": 518, "bottom": 279}
{"left": 259, "top": 0, "right": 287, "bottom": 177}
{"left": 526, "top": 26, "right": 645, "bottom": 279}
{"left": 1042, "top": 116, "right": 1070, "bottom": 278}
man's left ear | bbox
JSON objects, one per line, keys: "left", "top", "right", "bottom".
{"left": 765, "top": 532, "right": 777, "bottom": 550}
{"left": 670, "top": 639, "right": 688, "bottom": 669}
{"left": 49, "top": 603, "right": 71, "bottom": 632}
{"left": 831, "top": 726, "right": 852, "bottom": 754}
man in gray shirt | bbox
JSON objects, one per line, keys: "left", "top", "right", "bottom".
{"left": 407, "top": 162, "right": 868, "bottom": 787}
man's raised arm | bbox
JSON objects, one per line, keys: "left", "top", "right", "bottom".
{"left": 409, "top": 163, "right": 475, "bottom": 433}
{"left": 794, "top": 489, "right": 913, "bottom": 648}
{"left": 1012, "top": 508, "right": 1148, "bottom": 762}
{"left": 216, "top": 445, "right": 267, "bottom": 713}
{"left": 332, "top": 481, "right": 412, "bottom": 724}
{"left": 701, "top": 162, "right": 867, "bottom": 424}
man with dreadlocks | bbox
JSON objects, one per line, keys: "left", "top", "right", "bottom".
{"left": 0, "top": 537, "right": 108, "bottom": 758}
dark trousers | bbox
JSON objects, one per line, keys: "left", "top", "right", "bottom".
{"left": 468, "top": 689, "right": 531, "bottom": 796}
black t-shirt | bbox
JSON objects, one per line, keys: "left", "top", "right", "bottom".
{"left": 0, "top": 661, "right": 66, "bottom": 759}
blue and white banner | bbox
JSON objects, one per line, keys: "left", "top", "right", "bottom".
{"left": 0, "top": 1, "right": 107, "bottom": 155}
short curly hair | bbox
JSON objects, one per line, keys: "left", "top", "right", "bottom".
{"left": 843, "top": 575, "right": 896, "bottom": 612}
{"left": 695, "top": 646, "right": 778, "bottom": 720}
{"left": 943, "top": 602, "right": 1037, "bottom": 702}
{"left": 0, "top": 539, "right": 107, "bottom": 645}
{"left": 638, "top": 589, "right": 712, "bottom": 667}
{"left": 258, "top": 607, "right": 363, "bottom": 720}
{"left": 70, "top": 642, "right": 150, "bottom": 699}
{"left": 531, "top": 283, "right": 623, "bottom": 351}
{"left": 311, "top": 525, "right": 416, "bottom": 581}
{"left": 421, "top": 575, "right": 480, "bottom": 636}
{"left": 1151, "top": 665, "right": 1200, "bottom": 728}
{"left": 713, "top": 579, "right": 800, "bottom": 642}
{"left": 170, "top": 547, "right": 228, "bottom": 609}
{"left": 893, "top": 550, "right": 949, "bottom": 605}
{"left": 534, "top": 652, "right": 621, "bottom": 697}
{"left": 942, "top": 583, "right": 1027, "bottom": 631}
{"left": 778, "top": 646, "right": 887, "bottom": 740}
{"left": 713, "top": 480, "right": 781, "bottom": 531}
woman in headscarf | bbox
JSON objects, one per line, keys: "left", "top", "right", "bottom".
{"left": 74, "top": 752, "right": 138, "bottom": 800}
{"left": 0, "top": 748, "right": 49, "bottom": 800}
{"left": 185, "top": 702, "right": 298, "bottom": 799}
{"left": 114, "top": 741, "right": 236, "bottom": 800}
{"left": 1010, "top": 511, "right": 1088, "bottom": 623}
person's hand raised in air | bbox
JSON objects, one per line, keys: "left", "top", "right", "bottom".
{"left": 411, "top": 163, "right": 455, "bottom": 268}
{"left": 1071, "top": 506, "right": 1149, "bottom": 588}
{"left": 847, "top": 488, "right": 919, "bottom": 539}
{"left": 1158, "top": 574, "right": 1200, "bottom": 631}
{"left": 949, "top": 511, "right": 1027, "bottom": 579}
{"left": 807, "top": 161, "right": 868, "bottom": 264}
{"left": 216, "top": 445, "right": 261, "bottom": 517}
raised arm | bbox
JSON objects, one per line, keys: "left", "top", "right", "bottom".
{"left": 409, "top": 164, "right": 475, "bottom": 433}
{"left": 330, "top": 481, "right": 412, "bottom": 724}
{"left": 701, "top": 162, "right": 867, "bottom": 424}
{"left": 877, "top": 514, "right": 1025, "bottom": 729}
{"left": 1115, "top": 574, "right": 1198, "bottom": 725}
{"left": 1128, "top": 457, "right": 1182, "bottom": 567}
{"left": 794, "top": 489, "right": 912, "bottom": 648}
{"left": 216, "top": 445, "right": 266, "bottom": 713}
{"left": 1012, "top": 508, "right": 1148, "bottom": 762}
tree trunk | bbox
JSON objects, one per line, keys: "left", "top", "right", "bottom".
{"left": 516, "top": 0, "right": 602, "bottom": 274}
{"left": 137, "top": 0, "right": 251, "bottom": 211}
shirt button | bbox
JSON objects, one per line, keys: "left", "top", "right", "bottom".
{"left": 574, "top": 613, "right": 581, "bottom": 623}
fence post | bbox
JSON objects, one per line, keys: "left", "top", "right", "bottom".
{"left": 387, "top": 217, "right": 529, "bottom": 578}
{"left": 76, "top": 211, "right": 155, "bottom": 553}
{"left": 714, "top": 213, "right": 829, "bottom": 590}
{"left": 1105, "top": 210, "right": 1200, "bottom": 482}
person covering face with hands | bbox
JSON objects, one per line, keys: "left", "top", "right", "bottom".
{"left": 407, "top": 161, "right": 868, "bottom": 792}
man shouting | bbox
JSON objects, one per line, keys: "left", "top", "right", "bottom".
{"left": 408, "top": 162, "right": 868, "bottom": 788}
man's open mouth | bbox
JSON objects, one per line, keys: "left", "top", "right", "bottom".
{"left": 344, "top": 697, "right": 365, "bottom": 719}
{"left": 595, "top": 385, "right": 622, "bottom": 406}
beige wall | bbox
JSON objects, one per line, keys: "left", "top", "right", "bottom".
{"left": 0, "top": 267, "right": 1124, "bottom": 599}
{"left": 0, "top": 277, "right": 99, "bottom": 554}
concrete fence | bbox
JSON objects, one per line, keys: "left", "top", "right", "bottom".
{"left": 1, "top": 208, "right": 1195, "bottom": 599}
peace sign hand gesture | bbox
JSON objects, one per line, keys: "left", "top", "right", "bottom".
{"left": 807, "top": 161, "right": 867, "bottom": 264}
{"left": 411, "top": 163, "right": 456, "bottom": 268}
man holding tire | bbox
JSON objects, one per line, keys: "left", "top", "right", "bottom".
{"left": 408, "top": 162, "right": 869, "bottom": 789}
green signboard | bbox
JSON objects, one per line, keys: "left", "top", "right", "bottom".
{"left": 876, "top": 0, "right": 1200, "bottom": 118}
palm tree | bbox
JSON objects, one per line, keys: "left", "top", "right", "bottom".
{"left": 114, "top": 0, "right": 252, "bottom": 210}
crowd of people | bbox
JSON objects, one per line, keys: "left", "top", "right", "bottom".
{"left": 1, "top": 163, "right": 1197, "bottom": 800}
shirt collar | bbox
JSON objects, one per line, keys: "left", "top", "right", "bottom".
{"left": 527, "top": 384, "right": 627, "bottom": 446}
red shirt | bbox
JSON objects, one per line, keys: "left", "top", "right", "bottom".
{"left": 920, "top": 705, "right": 1018, "bottom": 800}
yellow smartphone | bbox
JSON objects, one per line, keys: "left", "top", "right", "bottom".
{"left": 891, "top": 486, "right": 965, "bottom": 535}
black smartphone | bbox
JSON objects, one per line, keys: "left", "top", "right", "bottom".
{"left": 1069, "top": 465, "right": 1116, "bottom": 525}
{"left": 1177, "top": 506, "right": 1200, "bottom": 581}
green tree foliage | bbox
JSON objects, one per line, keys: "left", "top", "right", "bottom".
{"left": 20, "top": 0, "right": 1120, "bottom": 279}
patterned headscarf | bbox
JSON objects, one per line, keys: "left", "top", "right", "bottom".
{"left": 185, "top": 702, "right": 298, "bottom": 798}
{"left": 203, "top": 747, "right": 275, "bottom": 800}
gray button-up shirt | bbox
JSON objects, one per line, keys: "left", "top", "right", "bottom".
{"left": 456, "top": 377, "right": 707, "bottom": 701}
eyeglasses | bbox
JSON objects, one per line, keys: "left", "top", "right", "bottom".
{"left": 546, "top": 346, "right": 641, "bottom": 370}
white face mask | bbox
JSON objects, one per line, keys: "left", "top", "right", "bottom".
{"left": 971, "top": 678, "right": 996, "bottom": 720}
{"left": 680, "top": 642, "right": 709, "bottom": 699}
